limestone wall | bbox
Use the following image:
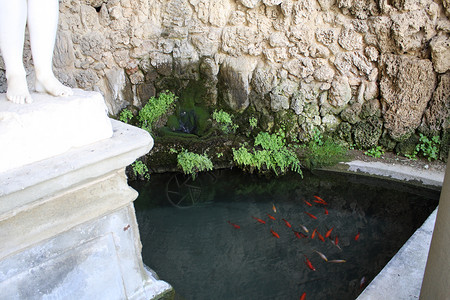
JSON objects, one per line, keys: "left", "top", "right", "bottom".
{"left": 0, "top": 0, "right": 448, "bottom": 154}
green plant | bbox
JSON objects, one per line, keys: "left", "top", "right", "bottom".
{"left": 232, "top": 130, "right": 302, "bottom": 176}
{"left": 138, "top": 91, "right": 177, "bottom": 132}
{"left": 216, "top": 152, "right": 224, "bottom": 158}
{"left": 177, "top": 150, "right": 213, "bottom": 179}
{"left": 119, "top": 108, "right": 133, "bottom": 124}
{"left": 132, "top": 160, "right": 150, "bottom": 180}
{"left": 364, "top": 146, "right": 385, "bottom": 158}
{"left": 416, "top": 134, "right": 440, "bottom": 161}
{"left": 249, "top": 117, "right": 258, "bottom": 130}
{"left": 212, "top": 109, "right": 238, "bottom": 134}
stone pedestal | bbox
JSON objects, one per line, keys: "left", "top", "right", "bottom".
{"left": 0, "top": 92, "right": 171, "bottom": 299}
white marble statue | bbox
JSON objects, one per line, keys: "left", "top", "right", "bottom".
{"left": 0, "top": 0, "right": 73, "bottom": 104}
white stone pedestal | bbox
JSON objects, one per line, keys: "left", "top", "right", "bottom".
{"left": 0, "top": 93, "right": 171, "bottom": 299}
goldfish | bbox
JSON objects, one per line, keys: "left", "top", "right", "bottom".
{"left": 300, "top": 292, "right": 306, "bottom": 300}
{"left": 333, "top": 236, "right": 342, "bottom": 250}
{"left": 304, "top": 200, "right": 313, "bottom": 206}
{"left": 324, "top": 208, "right": 329, "bottom": 215}
{"left": 304, "top": 255, "right": 316, "bottom": 271}
{"left": 311, "top": 229, "right": 317, "bottom": 239}
{"left": 325, "top": 227, "right": 334, "bottom": 238}
{"left": 305, "top": 212, "right": 317, "bottom": 219}
{"left": 313, "top": 195, "right": 328, "bottom": 205}
{"left": 293, "top": 230, "right": 307, "bottom": 239}
{"left": 317, "top": 231, "right": 325, "bottom": 242}
{"left": 227, "top": 221, "right": 240, "bottom": 229}
{"left": 282, "top": 218, "right": 292, "bottom": 228}
{"left": 355, "top": 232, "right": 360, "bottom": 241}
{"left": 267, "top": 213, "right": 276, "bottom": 220}
{"left": 272, "top": 203, "right": 277, "bottom": 213}
{"left": 270, "top": 228, "right": 280, "bottom": 239}
{"left": 328, "top": 259, "right": 346, "bottom": 263}
{"left": 360, "top": 276, "right": 366, "bottom": 289}
{"left": 314, "top": 250, "right": 328, "bottom": 262}
{"left": 252, "top": 216, "right": 266, "bottom": 224}
{"left": 299, "top": 224, "right": 309, "bottom": 233}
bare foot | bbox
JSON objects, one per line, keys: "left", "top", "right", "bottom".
{"left": 6, "top": 75, "right": 33, "bottom": 104}
{"left": 35, "top": 75, "right": 73, "bottom": 97}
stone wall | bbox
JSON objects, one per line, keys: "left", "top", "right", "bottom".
{"left": 0, "top": 0, "right": 448, "bottom": 153}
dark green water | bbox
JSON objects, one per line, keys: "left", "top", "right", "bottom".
{"left": 132, "top": 169, "right": 440, "bottom": 300}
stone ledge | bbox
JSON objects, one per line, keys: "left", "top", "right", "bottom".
{"left": 0, "top": 119, "right": 153, "bottom": 219}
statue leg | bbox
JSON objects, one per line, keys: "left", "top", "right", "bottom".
{"left": 27, "top": 0, "right": 73, "bottom": 97}
{"left": 0, "top": 0, "right": 33, "bottom": 104}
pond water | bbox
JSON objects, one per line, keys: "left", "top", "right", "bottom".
{"left": 131, "top": 169, "right": 440, "bottom": 300}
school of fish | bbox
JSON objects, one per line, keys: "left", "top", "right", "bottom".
{"left": 227, "top": 195, "right": 364, "bottom": 300}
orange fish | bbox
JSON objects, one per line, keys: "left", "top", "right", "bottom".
{"left": 300, "top": 292, "right": 306, "bottom": 300}
{"left": 252, "top": 216, "right": 266, "bottom": 224}
{"left": 267, "top": 213, "right": 276, "bottom": 220}
{"left": 270, "top": 228, "right": 280, "bottom": 238}
{"left": 272, "top": 203, "right": 277, "bottom": 213}
{"left": 304, "top": 255, "right": 316, "bottom": 271}
{"left": 334, "top": 236, "right": 339, "bottom": 246}
{"left": 282, "top": 218, "right": 292, "bottom": 228}
{"left": 313, "top": 196, "right": 328, "bottom": 205}
{"left": 317, "top": 231, "right": 325, "bottom": 242}
{"left": 227, "top": 221, "right": 240, "bottom": 229}
{"left": 314, "top": 195, "right": 324, "bottom": 202}
{"left": 293, "top": 230, "right": 307, "bottom": 239}
{"left": 305, "top": 212, "right": 317, "bottom": 219}
{"left": 325, "top": 227, "right": 334, "bottom": 238}
{"left": 355, "top": 232, "right": 360, "bottom": 241}
{"left": 324, "top": 208, "right": 329, "bottom": 215}
{"left": 311, "top": 229, "right": 317, "bottom": 239}
{"left": 304, "top": 200, "right": 313, "bottom": 206}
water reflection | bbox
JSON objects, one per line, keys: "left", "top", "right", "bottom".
{"left": 132, "top": 169, "right": 439, "bottom": 300}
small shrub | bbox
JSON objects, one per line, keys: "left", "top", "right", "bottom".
{"left": 132, "top": 160, "right": 150, "bottom": 180}
{"left": 249, "top": 117, "right": 258, "bottom": 130}
{"left": 212, "top": 109, "right": 238, "bottom": 134}
{"left": 177, "top": 150, "right": 213, "bottom": 179}
{"left": 119, "top": 108, "right": 133, "bottom": 124}
{"left": 416, "top": 134, "right": 440, "bottom": 161}
{"left": 364, "top": 146, "right": 384, "bottom": 158}
{"left": 138, "top": 91, "right": 177, "bottom": 132}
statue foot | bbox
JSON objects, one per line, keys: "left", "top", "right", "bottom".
{"left": 35, "top": 75, "right": 73, "bottom": 97}
{"left": 6, "top": 75, "right": 33, "bottom": 104}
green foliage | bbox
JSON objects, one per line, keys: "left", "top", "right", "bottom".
{"left": 232, "top": 130, "right": 302, "bottom": 176}
{"left": 302, "top": 128, "right": 348, "bottom": 168}
{"left": 138, "top": 91, "right": 177, "bottom": 133}
{"left": 119, "top": 108, "right": 133, "bottom": 124}
{"left": 212, "top": 109, "right": 238, "bottom": 134}
{"left": 249, "top": 117, "right": 258, "bottom": 130}
{"left": 416, "top": 134, "right": 440, "bottom": 161}
{"left": 364, "top": 146, "right": 385, "bottom": 158}
{"left": 132, "top": 160, "right": 150, "bottom": 180}
{"left": 177, "top": 150, "right": 213, "bottom": 179}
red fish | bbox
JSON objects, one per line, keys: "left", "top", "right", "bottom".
{"left": 300, "top": 292, "right": 306, "bottom": 300}
{"left": 355, "top": 232, "right": 360, "bottom": 241}
{"left": 314, "top": 195, "right": 324, "bottom": 202}
{"left": 267, "top": 213, "right": 276, "bottom": 220}
{"left": 324, "top": 208, "right": 329, "bottom": 215}
{"left": 304, "top": 200, "right": 313, "bottom": 206}
{"left": 305, "top": 212, "right": 317, "bottom": 219}
{"left": 325, "top": 227, "right": 334, "bottom": 238}
{"left": 293, "top": 230, "right": 307, "bottom": 239}
{"left": 270, "top": 228, "right": 280, "bottom": 238}
{"left": 334, "top": 236, "right": 339, "bottom": 246}
{"left": 304, "top": 255, "right": 316, "bottom": 271}
{"left": 317, "top": 231, "right": 325, "bottom": 242}
{"left": 282, "top": 218, "right": 292, "bottom": 228}
{"left": 311, "top": 229, "right": 317, "bottom": 239}
{"left": 252, "top": 216, "right": 266, "bottom": 224}
{"left": 314, "top": 196, "right": 328, "bottom": 205}
{"left": 227, "top": 221, "right": 240, "bottom": 229}
{"left": 272, "top": 203, "right": 277, "bottom": 213}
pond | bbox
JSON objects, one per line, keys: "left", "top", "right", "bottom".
{"left": 131, "top": 169, "right": 440, "bottom": 300}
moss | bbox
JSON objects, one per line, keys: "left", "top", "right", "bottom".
{"left": 335, "top": 122, "right": 353, "bottom": 145}
{"left": 274, "top": 110, "right": 299, "bottom": 141}
{"left": 395, "top": 134, "right": 419, "bottom": 156}
{"left": 379, "top": 131, "right": 397, "bottom": 151}
{"left": 352, "top": 116, "right": 383, "bottom": 149}
{"left": 440, "top": 128, "right": 449, "bottom": 162}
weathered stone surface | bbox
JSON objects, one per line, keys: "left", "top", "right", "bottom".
{"left": 380, "top": 54, "right": 437, "bottom": 141}
{"left": 239, "top": 0, "right": 260, "bottom": 8}
{"left": 430, "top": 35, "right": 450, "bottom": 73}
{"left": 338, "top": 28, "right": 363, "bottom": 50}
{"left": 352, "top": 116, "right": 383, "bottom": 149}
{"left": 420, "top": 73, "right": 450, "bottom": 136}
{"left": 329, "top": 76, "right": 352, "bottom": 109}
